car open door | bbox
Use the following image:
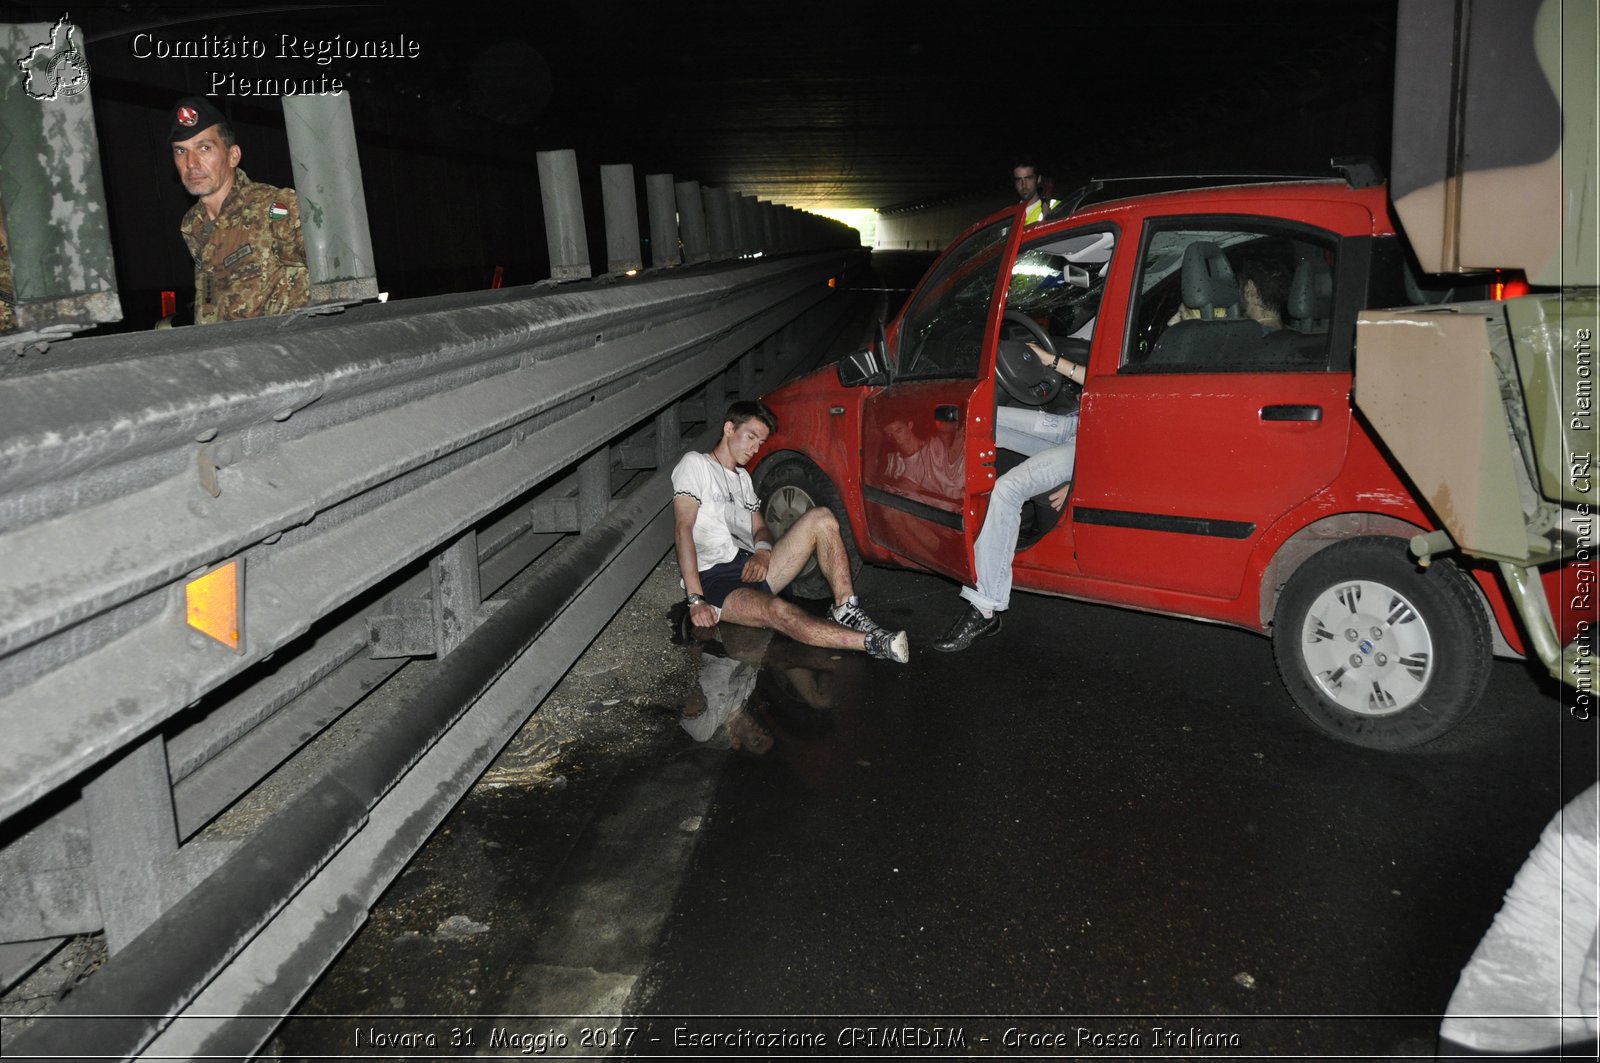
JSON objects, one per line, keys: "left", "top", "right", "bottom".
{"left": 859, "top": 209, "right": 1024, "bottom": 583}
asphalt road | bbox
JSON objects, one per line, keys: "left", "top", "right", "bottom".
{"left": 272, "top": 557, "right": 1595, "bottom": 1060}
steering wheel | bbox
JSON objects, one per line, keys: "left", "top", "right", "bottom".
{"left": 995, "top": 310, "right": 1063, "bottom": 406}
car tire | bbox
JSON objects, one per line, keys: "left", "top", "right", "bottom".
{"left": 758, "top": 459, "right": 863, "bottom": 600}
{"left": 1271, "top": 537, "right": 1492, "bottom": 751}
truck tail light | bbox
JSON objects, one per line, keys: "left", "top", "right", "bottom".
{"left": 1491, "top": 270, "right": 1530, "bottom": 301}
{"left": 161, "top": 290, "right": 176, "bottom": 319}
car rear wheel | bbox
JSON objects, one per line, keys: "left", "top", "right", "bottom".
{"left": 758, "top": 459, "right": 862, "bottom": 600}
{"left": 1271, "top": 537, "right": 1492, "bottom": 750}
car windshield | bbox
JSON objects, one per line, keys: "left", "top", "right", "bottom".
{"left": 1005, "top": 229, "right": 1116, "bottom": 338}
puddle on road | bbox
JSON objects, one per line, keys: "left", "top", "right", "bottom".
{"left": 668, "top": 602, "right": 875, "bottom": 777}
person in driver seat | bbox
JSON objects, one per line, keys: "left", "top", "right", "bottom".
{"left": 933, "top": 344, "right": 1086, "bottom": 652}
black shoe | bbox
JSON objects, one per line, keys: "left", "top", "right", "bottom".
{"left": 932, "top": 605, "right": 1001, "bottom": 652}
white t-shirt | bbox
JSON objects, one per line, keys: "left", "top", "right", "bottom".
{"left": 672, "top": 450, "right": 761, "bottom": 570}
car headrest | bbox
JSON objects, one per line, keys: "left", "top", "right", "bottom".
{"left": 1288, "top": 256, "right": 1334, "bottom": 328}
{"left": 1180, "top": 241, "right": 1241, "bottom": 319}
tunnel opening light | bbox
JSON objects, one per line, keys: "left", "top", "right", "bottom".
{"left": 810, "top": 207, "right": 878, "bottom": 248}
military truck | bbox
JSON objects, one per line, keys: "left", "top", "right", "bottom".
{"left": 1354, "top": 0, "right": 1597, "bottom": 712}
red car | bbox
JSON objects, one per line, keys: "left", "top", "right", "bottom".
{"left": 750, "top": 175, "right": 1583, "bottom": 750}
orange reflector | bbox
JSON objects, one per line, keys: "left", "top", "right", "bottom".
{"left": 186, "top": 559, "right": 243, "bottom": 651}
{"left": 161, "top": 290, "right": 176, "bottom": 318}
{"left": 828, "top": 276, "right": 838, "bottom": 288}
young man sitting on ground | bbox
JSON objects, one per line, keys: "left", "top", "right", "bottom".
{"left": 672, "top": 400, "right": 910, "bottom": 664}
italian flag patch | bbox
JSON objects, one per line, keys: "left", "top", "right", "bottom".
{"left": 268, "top": 202, "right": 289, "bottom": 220}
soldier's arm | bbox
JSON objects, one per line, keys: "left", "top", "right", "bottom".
{"left": 272, "top": 191, "right": 308, "bottom": 268}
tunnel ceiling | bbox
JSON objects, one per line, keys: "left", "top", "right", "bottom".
{"left": 21, "top": 1, "right": 1399, "bottom": 213}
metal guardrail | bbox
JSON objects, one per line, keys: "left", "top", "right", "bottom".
{"left": 0, "top": 247, "right": 870, "bottom": 1057}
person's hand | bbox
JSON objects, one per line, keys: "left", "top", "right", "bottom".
{"left": 1048, "top": 483, "right": 1071, "bottom": 511}
{"left": 741, "top": 549, "right": 771, "bottom": 583}
{"left": 689, "top": 601, "right": 720, "bottom": 628}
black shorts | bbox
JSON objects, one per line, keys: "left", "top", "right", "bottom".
{"left": 698, "top": 550, "right": 772, "bottom": 608}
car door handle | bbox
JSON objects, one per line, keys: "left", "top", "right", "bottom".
{"left": 934, "top": 405, "right": 960, "bottom": 422}
{"left": 1260, "top": 404, "right": 1322, "bottom": 422}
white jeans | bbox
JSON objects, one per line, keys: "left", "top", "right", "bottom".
{"left": 961, "top": 406, "right": 1079, "bottom": 614}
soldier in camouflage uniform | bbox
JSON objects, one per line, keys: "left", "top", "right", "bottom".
{"left": 170, "top": 96, "right": 308, "bottom": 325}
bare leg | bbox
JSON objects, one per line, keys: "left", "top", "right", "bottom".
{"left": 762, "top": 507, "right": 854, "bottom": 603}
{"left": 718, "top": 587, "right": 866, "bottom": 652}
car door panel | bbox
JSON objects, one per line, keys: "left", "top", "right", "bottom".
{"left": 1069, "top": 207, "right": 1371, "bottom": 601}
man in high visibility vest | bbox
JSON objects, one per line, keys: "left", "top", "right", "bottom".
{"left": 1012, "top": 157, "right": 1060, "bottom": 225}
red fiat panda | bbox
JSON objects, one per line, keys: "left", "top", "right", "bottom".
{"left": 748, "top": 176, "right": 1584, "bottom": 750}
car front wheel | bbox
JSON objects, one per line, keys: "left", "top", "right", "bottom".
{"left": 1272, "top": 537, "right": 1492, "bottom": 750}
{"left": 758, "top": 459, "right": 862, "bottom": 600}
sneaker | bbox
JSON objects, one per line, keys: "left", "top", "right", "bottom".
{"left": 864, "top": 628, "right": 911, "bottom": 664}
{"left": 829, "top": 594, "right": 886, "bottom": 635}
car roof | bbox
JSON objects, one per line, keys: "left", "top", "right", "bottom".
{"left": 1044, "top": 173, "right": 1395, "bottom": 235}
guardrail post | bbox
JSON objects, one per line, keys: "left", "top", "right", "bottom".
{"left": 282, "top": 94, "right": 379, "bottom": 305}
{"left": 655, "top": 405, "right": 682, "bottom": 468}
{"left": 645, "top": 173, "right": 680, "bottom": 269}
{"left": 82, "top": 735, "right": 179, "bottom": 952}
{"left": 739, "top": 348, "right": 757, "bottom": 397}
{"left": 703, "top": 187, "right": 733, "bottom": 260}
{"left": 0, "top": 22, "right": 121, "bottom": 336}
{"left": 705, "top": 378, "right": 729, "bottom": 429}
{"left": 537, "top": 149, "right": 591, "bottom": 281}
{"left": 430, "top": 531, "right": 483, "bottom": 657}
{"left": 600, "top": 163, "right": 642, "bottom": 274}
{"left": 675, "top": 180, "right": 708, "bottom": 264}
{"left": 578, "top": 448, "right": 611, "bottom": 531}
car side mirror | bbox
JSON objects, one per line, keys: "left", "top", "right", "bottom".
{"left": 837, "top": 346, "right": 889, "bottom": 387}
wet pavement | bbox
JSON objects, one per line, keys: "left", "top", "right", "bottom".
{"left": 269, "top": 554, "right": 1595, "bottom": 1060}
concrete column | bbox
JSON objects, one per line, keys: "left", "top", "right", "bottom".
{"left": 537, "top": 149, "right": 591, "bottom": 281}
{"left": 728, "top": 194, "right": 748, "bottom": 257}
{"left": 704, "top": 188, "right": 733, "bottom": 260}
{"left": 646, "top": 173, "right": 681, "bottom": 269}
{"left": 283, "top": 93, "right": 380, "bottom": 304}
{"left": 759, "top": 202, "right": 777, "bottom": 255}
{"left": 675, "top": 180, "right": 709, "bottom": 264}
{"left": 600, "top": 163, "right": 642, "bottom": 274}
{"left": 738, "top": 195, "right": 760, "bottom": 255}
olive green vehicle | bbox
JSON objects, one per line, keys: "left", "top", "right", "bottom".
{"left": 1354, "top": 0, "right": 1597, "bottom": 705}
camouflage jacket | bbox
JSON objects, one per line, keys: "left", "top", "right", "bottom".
{"left": 0, "top": 247, "right": 13, "bottom": 333}
{"left": 181, "top": 170, "right": 309, "bottom": 325}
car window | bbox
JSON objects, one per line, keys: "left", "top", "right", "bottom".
{"left": 1123, "top": 221, "right": 1340, "bottom": 373}
{"left": 895, "top": 218, "right": 1012, "bottom": 379}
